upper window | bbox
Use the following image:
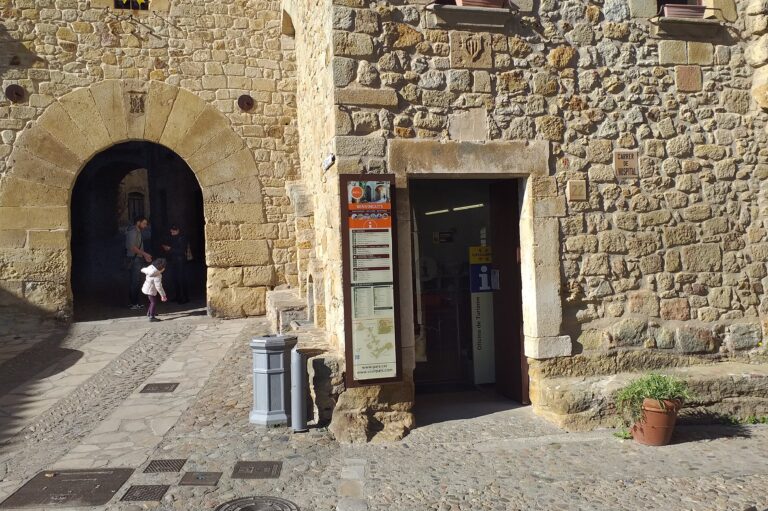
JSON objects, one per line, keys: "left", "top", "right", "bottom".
{"left": 127, "top": 192, "right": 145, "bottom": 221}
{"left": 114, "top": 0, "right": 149, "bottom": 10}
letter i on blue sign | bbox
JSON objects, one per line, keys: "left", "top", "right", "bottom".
{"left": 478, "top": 265, "right": 491, "bottom": 291}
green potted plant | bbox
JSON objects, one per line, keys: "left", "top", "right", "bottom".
{"left": 615, "top": 373, "right": 691, "bottom": 446}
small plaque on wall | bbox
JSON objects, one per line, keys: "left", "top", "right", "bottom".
{"left": 614, "top": 150, "right": 639, "bottom": 180}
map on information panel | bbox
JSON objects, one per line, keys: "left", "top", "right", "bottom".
{"left": 346, "top": 179, "right": 399, "bottom": 382}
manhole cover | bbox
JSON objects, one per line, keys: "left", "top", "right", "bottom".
{"left": 144, "top": 459, "right": 187, "bottom": 473}
{"left": 179, "top": 471, "right": 222, "bottom": 486}
{"left": 215, "top": 496, "right": 300, "bottom": 511}
{"left": 231, "top": 461, "right": 282, "bottom": 479}
{"left": 120, "top": 485, "right": 169, "bottom": 502}
{"left": 0, "top": 468, "right": 134, "bottom": 508}
{"left": 140, "top": 382, "right": 179, "bottom": 393}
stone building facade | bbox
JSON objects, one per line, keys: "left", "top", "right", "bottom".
{"left": 2, "top": 0, "right": 768, "bottom": 441}
{"left": 0, "top": 0, "right": 298, "bottom": 318}
{"left": 283, "top": 0, "right": 768, "bottom": 440}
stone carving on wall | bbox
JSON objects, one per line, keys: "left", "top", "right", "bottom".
{"left": 129, "top": 93, "right": 146, "bottom": 114}
{"left": 449, "top": 32, "right": 493, "bottom": 69}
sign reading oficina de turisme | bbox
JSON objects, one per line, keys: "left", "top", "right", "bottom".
{"left": 613, "top": 149, "right": 639, "bottom": 180}
{"left": 340, "top": 174, "right": 402, "bottom": 387}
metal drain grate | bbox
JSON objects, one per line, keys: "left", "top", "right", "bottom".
{"left": 231, "top": 461, "right": 282, "bottom": 479}
{"left": 140, "top": 382, "right": 179, "bottom": 393}
{"left": 0, "top": 469, "right": 134, "bottom": 508}
{"left": 215, "top": 496, "right": 300, "bottom": 511}
{"left": 144, "top": 459, "right": 187, "bottom": 473}
{"left": 120, "top": 485, "right": 169, "bottom": 502}
{"left": 179, "top": 471, "right": 222, "bottom": 486}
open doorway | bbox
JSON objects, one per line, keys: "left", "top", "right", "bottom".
{"left": 410, "top": 179, "right": 528, "bottom": 411}
{"left": 71, "top": 142, "right": 206, "bottom": 321}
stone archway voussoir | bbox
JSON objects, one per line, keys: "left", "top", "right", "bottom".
{"left": 57, "top": 88, "right": 112, "bottom": 154}
{"left": 185, "top": 127, "right": 246, "bottom": 174}
{"left": 203, "top": 176, "right": 264, "bottom": 205}
{"left": 13, "top": 124, "right": 82, "bottom": 174}
{"left": 37, "top": 101, "right": 99, "bottom": 164}
{"left": 158, "top": 88, "right": 208, "bottom": 153}
{"left": 196, "top": 147, "right": 260, "bottom": 188}
{"left": 5, "top": 147, "right": 78, "bottom": 190}
{"left": 174, "top": 104, "right": 233, "bottom": 162}
{"left": 90, "top": 80, "right": 129, "bottom": 144}
{"left": 143, "top": 80, "right": 179, "bottom": 143}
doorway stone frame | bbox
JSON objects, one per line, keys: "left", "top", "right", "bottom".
{"left": 0, "top": 79, "right": 268, "bottom": 317}
{"left": 387, "top": 139, "right": 572, "bottom": 377}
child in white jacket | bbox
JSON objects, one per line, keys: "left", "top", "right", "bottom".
{"left": 141, "top": 258, "right": 168, "bottom": 322}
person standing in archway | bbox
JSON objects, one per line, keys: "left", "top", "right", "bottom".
{"left": 126, "top": 215, "right": 153, "bottom": 310}
{"left": 161, "top": 224, "right": 190, "bottom": 304}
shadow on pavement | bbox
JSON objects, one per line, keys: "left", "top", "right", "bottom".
{"left": 0, "top": 290, "right": 74, "bottom": 453}
{"left": 74, "top": 297, "right": 208, "bottom": 323}
{"left": 414, "top": 387, "right": 521, "bottom": 428}
{"left": 673, "top": 421, "right": 753, "bottom": 444}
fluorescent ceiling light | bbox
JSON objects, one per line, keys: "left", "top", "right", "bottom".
{"left": 425, "top": 209, "right": 450, "bottom": 216}
{"left": 453, "top": 203, "right": 485, "bottom": 211}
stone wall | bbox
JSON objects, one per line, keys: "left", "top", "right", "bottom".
{"left": 284, "top": 0, "right": 343, "bottom": 343}
{"left": 308, "top": 0, "right": 768, "bottom": 438}
{"left": 0, "top": 0, "right": 298, "bottom": 318}
{"left": 323, "top": 0, "right": 768, "bottom": 359}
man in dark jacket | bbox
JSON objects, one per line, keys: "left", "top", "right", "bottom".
{"left": 161, "top": 225, "right": 190, "bottom": 304}
{"left": 126, "top": 216, "right": 152, "bottom": 310}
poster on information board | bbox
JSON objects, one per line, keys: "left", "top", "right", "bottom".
{"left": 340, "top": 174, "right": 402, "bottom": 387}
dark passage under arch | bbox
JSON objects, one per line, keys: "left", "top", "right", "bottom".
{"left": 71, "top": 141, "right": 206, "bottom": 321}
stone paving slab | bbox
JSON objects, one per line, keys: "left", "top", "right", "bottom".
{"left": 51, "top": 320, "right": 248, "bottom": 471}
{"left": 0, "top": 329, "right": 148, "bottom": 446}
{"left": 0, "top": 319, "right": 200, "bottom": 504}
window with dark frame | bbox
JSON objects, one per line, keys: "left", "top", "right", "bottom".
{"left": 114, "top": 0, "right": 149, "bottom": 10}
{"left": 127, "top": 192, "right": 145, "bottom": 221}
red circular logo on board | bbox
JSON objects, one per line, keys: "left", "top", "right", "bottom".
{"left": 350, "top": 186, "right": 363, "bottom": 200}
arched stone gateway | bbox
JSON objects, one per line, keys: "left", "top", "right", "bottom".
{"left": 0, "top": 80, "right": 273, "bottom": 319}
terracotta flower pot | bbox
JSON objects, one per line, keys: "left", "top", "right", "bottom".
{"left": 631, "top": 398, "right": 681, "bottom": 446}
{"left": 663, "top": 4, "right": 707, "bottom": 18}
{"left": 455, "top": 0, "right": 505, "bottom": 7}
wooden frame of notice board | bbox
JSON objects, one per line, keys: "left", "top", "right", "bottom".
{"left": 340, "top": 174, "right": 403, "bottom": 388}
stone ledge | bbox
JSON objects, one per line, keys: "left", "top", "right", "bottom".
{"left": 530, "top": 361, "right": 768, "bottom": 431}
{"left": 425, "top": 4, "right": 528, "bottom": 30}
{"left": 652, "top": 17, "right": 728, "bottom": 41}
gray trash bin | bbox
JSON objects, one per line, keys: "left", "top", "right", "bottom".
{"left": 249, "top": 334, "right": 298, "bottom": 427}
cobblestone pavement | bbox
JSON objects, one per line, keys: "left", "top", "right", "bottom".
{"left": 1, "top": 313, "right": 768, "bottom": 511}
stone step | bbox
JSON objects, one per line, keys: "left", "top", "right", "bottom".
{"left": 288, "top": 318, "right": 342, "bottom": 428}
{"left": 265, "top": 288, "right": 307, "bottom": 334}
{"left": 265, "top": 289, "right": 341, "bottom": 427}
{"left": 531, "top": 361, "right": 768, "bottom": 431}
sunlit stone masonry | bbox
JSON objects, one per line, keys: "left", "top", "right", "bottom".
{"left": 1, "top": 0, "right": 768, "bottom": 442}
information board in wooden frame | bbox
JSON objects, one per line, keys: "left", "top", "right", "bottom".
{"left": 340, "top": 174, "right": 403, "bottom": 388}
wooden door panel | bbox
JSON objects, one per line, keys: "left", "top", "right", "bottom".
{"left": 490, "top": 180, "right": 528, "bottom": 403}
